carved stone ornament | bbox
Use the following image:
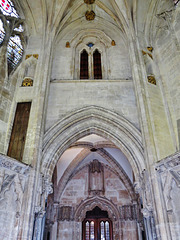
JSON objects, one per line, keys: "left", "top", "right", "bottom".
{"left": 119, "top": 204, "right": 138, "bottom": 221}
{"left": 142, "top": 50, "right": 146, "bottom": 56}
{"left": 22, "top": 77, "right": 33, "bottom": 87}
{"left": 42, "top": 177, "right": 53, "bottom": 199}
{"left": 142, "top": 50, "right": 153, "bottom": 59}
{"left": 111, "top": 40, "right": 116, "bottom": 46}
{"left": 147, "top": 46, "right": 153, "bottom": 52}
{"left": 65, "top": 42, "right": 70, "bottom": 48}
{"left": 148, "top": 75, "right": 156, "bottom": 85}
{"left": 155, "top": 152, "right": 180, "bottom": 173}
{"left": 85, "top": 10, "right": 95, "bottom": 21}
{"left": 89, "top": 159, "right": 102, "bottom": 173}
{"left": 34, "top": 206, "right": 46, "bottom": 218}
{"left": 84, "top": 0, "right": 95, "bottom": 4}
{"left": 58, "top": 206, "right": 74, "bottom": 221}
{"left": 25, "top": 54, "right": 39, "bottom": 60}
{"left": 89, "top": 160, "right": 104, "bottom": 196}
{"left": 141, "top": 205, "right": 153, "bottom": 218}
{"left": 0, "top": 154, "right": 30, "bottom": 175}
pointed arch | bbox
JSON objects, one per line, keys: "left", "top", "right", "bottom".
{"left": 42, "top": 106, "right": 145, "bottom": 181}
{"left": 74, "top": 196, "right": 120, "bottom": 221}
{"left": 80, "top": 49, "right": 89, "bottom": 79}
{"left": 93, "top": 49, "right": 102, "bottom": 79}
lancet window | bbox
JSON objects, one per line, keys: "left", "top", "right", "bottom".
{"left": 80, "top": 47, "right": 102, "bottom": 80}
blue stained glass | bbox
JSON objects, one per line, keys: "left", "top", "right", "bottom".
{"left": 87, "top": 42, "right": 94, "bottom": 48}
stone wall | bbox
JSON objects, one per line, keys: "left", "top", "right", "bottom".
{"left": 45, "top": 80, "right": 139, "bottom": 132}
{"left": 0, "top": 154, "right": 30, "bottom": 240}
{"left": 45, "top": 161, "right": 140, "bottom": 240}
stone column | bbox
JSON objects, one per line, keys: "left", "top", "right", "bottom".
{"left": 15, "top": 35, "right": 54, "bottom": 239}
{"left": 128, "top": 33, "right": 171, "bottom": 240}
{"left": 33, "top": 208, "right": 46, "bottom": 240}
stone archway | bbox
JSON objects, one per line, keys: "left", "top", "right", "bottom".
{"left": 41, "top": 106, "right": 145, "bottom": 181}
{"left": 41, "top": 107, "right": 145, "bottom": 240}
{"left": 73, "top": 196, "right": 120, "bottom": 240}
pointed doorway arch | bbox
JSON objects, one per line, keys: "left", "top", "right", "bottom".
{"left": 82, "top": 207, "right": 112, "bottom": 240}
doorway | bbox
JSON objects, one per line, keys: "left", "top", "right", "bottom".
{"left": 82, "top": 207, "right": 113, "bottom": 240}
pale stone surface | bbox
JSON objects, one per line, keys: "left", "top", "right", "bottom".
{"left": 45, "top": 80, "right": 139, "bottom": 131}
{"left": 0, "top": 0, "right": 180, "bottom": 240}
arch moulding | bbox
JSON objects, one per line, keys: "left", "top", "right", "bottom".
{"left": 74, "top": 196, "right": 120, "bottom": 222}
{"left": 41, "top": 106, "right": 145, "bottom": 180}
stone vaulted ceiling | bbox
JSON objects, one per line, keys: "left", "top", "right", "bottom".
{"left": 16, "top": 0, "right": 175, "bottom": 45}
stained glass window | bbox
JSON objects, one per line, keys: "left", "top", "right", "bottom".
{"left": 100, "top": 221, "right": 105, "bottom": 240}
{"left": 0, "top": 0, "right": 24, "bottom": 73}
{"left": 86, "top": 221, "right": 90, "bottom": 240}
{"left": 7, "top": 35, "right": 23, "bottom": 70}
{"left": 105, "top": 221, "right": 110, "bottom": 240}
{"left": 0, "top": 0, "right": 18, "bottom": 17}
{"left": 87, "top": 42, "right": 94, "bottom": 48}
{"left": 90, "top": 221, "right": 94, "bottom": 240}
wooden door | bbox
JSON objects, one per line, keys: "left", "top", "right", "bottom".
{"left": 7, "top": 102, "right": 31, "bottom": 161}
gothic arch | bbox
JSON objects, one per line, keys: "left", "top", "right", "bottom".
{"left": 42, "top": 106, "right": 145, "bottom": 180}
{"left": 54, "top": 147, "right": 136, "bottom": 201}
{"left": 74, "top": 196, "right": 120, "bottom": 222}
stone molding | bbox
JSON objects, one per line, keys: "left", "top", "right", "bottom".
{"left": 74, "top": 196, "right": 120, "bottom": 221}
{"left": 42, "top": 106, "right": 144, "bottom": 180}
{"left": 119, "top": 204, "right": 139, "bottom": 221}
{"left": 155, "top": 152, "right": 180, "bottom": 173}
{"left": 58, "top": 206, "right": 74, "bottom": 221}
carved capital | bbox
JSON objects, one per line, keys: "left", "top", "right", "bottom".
{"left": 42, "top": 177, "right": 53, "bottom": 199}
{"left": 141, "top": 205, "right": 153, "bottom": 218}
{"left": 35, "top": 206, "right": 46, "bottom": 218}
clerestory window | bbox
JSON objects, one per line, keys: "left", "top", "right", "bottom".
{"left": 80, "top": 48, "right": 102, "bottom": 80}
{"left": 0, "top": 0, "right": 24, "bottom": 74}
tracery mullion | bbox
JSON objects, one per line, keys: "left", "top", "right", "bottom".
{"left": 105, "top": 221, "right": 107, "bottom": 240}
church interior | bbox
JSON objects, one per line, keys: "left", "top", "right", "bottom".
{"left": 0, "top": 0, "right": 180, "bottom": 239}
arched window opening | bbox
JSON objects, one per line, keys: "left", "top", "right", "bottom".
{"left": 7, "top": 35, "right": 23, "bottom": 74}
{"left": 93, "top": 49, "right": 102, "bottom": 79}
{"left": 0, "top": 0, "right": 24, "bottom": 74}
{"left": 80, "top": 49, "right": 89, "bottom": 79}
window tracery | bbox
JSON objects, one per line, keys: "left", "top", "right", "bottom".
{"left": 174, "top": 0, "right": 179, "bottom": 5}
{"left": 0, "top": 0, "right": 24, "bottom": 74}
